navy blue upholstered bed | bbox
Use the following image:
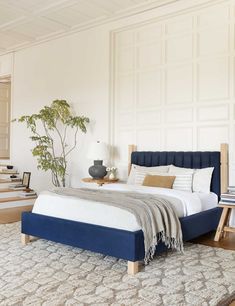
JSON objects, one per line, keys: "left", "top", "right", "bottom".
{"left": 21, "top": 149, "right": 223, "bottom": 274}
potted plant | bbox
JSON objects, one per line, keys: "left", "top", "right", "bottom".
{"left": 14, "top": 100, "right": 89, "bottom": 187}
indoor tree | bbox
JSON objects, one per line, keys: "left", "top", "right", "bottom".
{"left": 14, "top": 100, "right": 89, "bottom": 187}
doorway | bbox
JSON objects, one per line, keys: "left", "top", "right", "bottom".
{"left": 0, "top": 76, "right": 11, "bottom": 159}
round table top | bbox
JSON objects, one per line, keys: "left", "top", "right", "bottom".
{"left": 82, "top": 177, "right": 119, "bottom": 185}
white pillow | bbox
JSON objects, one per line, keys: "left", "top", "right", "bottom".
{"left": 169, "top": 165, "right": 194, "bottom": 175}
{"left": 193, "top": 167, "right": 214, "bottom": 193}
{"left": 169, "top": 164, "right": 214, "bottom": 193}
{"left": 127, "top": 164, "right": 169, "bottom": 185}
{"left": 172, "top": 174, "right": 193, "bottom": 192}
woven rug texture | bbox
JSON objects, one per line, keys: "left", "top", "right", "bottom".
{"left": 0, "top": 222, "right": 235, "bottom": 306}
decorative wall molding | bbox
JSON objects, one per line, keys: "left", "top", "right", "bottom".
{"left": 111, "top": 0, "right": 235, "bottom": 179}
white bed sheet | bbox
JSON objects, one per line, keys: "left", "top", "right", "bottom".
{"left": 33, "top": 184, "right": 204, "bottom": 232}
{"left": 196, "top": 192, "right": 218, "bottom": 211}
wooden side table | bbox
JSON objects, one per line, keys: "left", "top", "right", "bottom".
{"left": 82, "top": 177, "right": 119, "bottom": 187}
{"left": 214, "top": 203, "right": 235, "bottom": 241}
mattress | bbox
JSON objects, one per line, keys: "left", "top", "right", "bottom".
{"left": 32, "top": 184, "right": 218, "bottom": 232}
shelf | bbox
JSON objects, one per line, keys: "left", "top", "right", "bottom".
{"left": 0, "top": 205, "right": 33, "bottom": 224}
{"left": 0, "top": 196, "right": 37, "bottom": 204}
{"left": 0, "top": 172, "right": 19, "bottom": 175}
{"left": 0, "top": 188, "right": 25, "bottom": 193}
{"left": 219, "top": 203, "right": 235, "bottom": 209}
{"left": 0, "top": 179, "right": 21, "bottom": 184}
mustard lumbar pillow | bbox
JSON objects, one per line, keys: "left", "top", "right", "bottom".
{"left": 142, "top": 174, "right": 176, "bottom": 189}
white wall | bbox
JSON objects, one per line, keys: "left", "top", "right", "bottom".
{"left": 11, "top": 27, "right": 111, "bottom": 191}
{"left": 0, "top": 0, "right": 234, "bottom": 191}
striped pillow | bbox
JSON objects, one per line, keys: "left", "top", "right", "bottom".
{"left": 134, "top": 170, "right": 170, "bottom": 185}
{"left": 172, "top": 174, "right": 193, "bottom": 192}
{"left": 135, "top": 171, "right": 149, "bottom": 185}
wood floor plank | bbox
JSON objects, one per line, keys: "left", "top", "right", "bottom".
{"left": 191, "top": 231, "right": 235, "bottom": 250}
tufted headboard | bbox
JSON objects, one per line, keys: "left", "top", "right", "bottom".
{"left": 128, "top": 144, "right": 228, "bottom": 198}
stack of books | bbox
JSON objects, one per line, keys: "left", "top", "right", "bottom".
{"left": 220, "top": 186, "right": 235, "bottom": 205}
{"left": 19, "top": 190, "right": 37, "bottom": 198}
{"left": 228, "top": 186, "right": 235, "bottom": 193}
{"left": 9, "top": 184, "right": 25, "bottom": 190}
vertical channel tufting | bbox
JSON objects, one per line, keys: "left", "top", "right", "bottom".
{"left": 131, "top": 151, "right": 221, "bottom": 197}
{"left": 201, "top": 154, "right": 210, "bottom": 168}
{"left": 184, "top": 152, "right": 192, "bottom": 168}
{"left": 192, "top": 152, "right": 201, "bottom": 169}
{"left": 152, "top": 153, "right": 159, "bottom": 166}
{"left": 145, "top": 153, "right": 152, "bottom": 167}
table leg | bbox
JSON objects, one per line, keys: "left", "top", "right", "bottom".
{"left": 214, "top": 207, "right": 229, "bottom": 242}
{"left": 223, "top": 208, "right": 232, "bottom": 238}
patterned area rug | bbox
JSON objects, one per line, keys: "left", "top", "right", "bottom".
{"left": 0, "top": 223, "right": 235, "bottom": 306}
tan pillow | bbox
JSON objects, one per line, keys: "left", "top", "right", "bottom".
{"left": 142, "top": 174, "right": 176, "bottom": 189}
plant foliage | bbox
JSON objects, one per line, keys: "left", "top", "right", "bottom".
{"left": 14, "top": 100, "right": 89, "bottom": 187}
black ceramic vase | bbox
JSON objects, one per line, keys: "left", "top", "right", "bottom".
{"left": 89, "top": 160, "right": 107, "bottom": 179}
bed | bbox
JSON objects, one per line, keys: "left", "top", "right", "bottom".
{"left": 21, "top": 144, "right": 228, "bottom": 275}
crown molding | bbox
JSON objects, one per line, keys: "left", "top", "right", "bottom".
{"left": 0, "top": 0, "right": 178, "bottom": 56}
{"left": 0, "top": 0, "right": 225, "bottom": 57}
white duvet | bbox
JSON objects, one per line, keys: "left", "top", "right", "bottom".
{"left": 32, "top": 184, "right": 218, "bottom": 232}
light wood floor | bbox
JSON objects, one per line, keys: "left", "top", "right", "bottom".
{"left": 191, "top": 232, "right": 235, "bottom": 306}
{"left": 191, "top": 231, "right": 235, "bottom": 250}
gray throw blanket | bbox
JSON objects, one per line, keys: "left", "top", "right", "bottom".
{"left": 52, "top": 188, "right": 183, "bottom": 263}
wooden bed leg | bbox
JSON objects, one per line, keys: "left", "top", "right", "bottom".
{"left": 128, "top": 261, "right": 139, "bottom": 275}
{"left": 21, "top": 234, "right": 30, "bottom": 245}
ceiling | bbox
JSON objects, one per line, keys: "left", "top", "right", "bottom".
{"left": 0, "top": 0, "right": 177, "bottom": 56}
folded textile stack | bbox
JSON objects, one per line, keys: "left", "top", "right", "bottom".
{"left": 220, "top": 188, "right": 235, "bottom": 205}
{"left": 227, "top": 186, "right": 235, "bottom": 194}
{"left": 19, "top": 190, "right": 37, "bottom": 198}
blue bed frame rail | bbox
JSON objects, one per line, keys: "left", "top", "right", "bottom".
{"left": 22, "top": 207, "right": 221, "bottom": 262}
